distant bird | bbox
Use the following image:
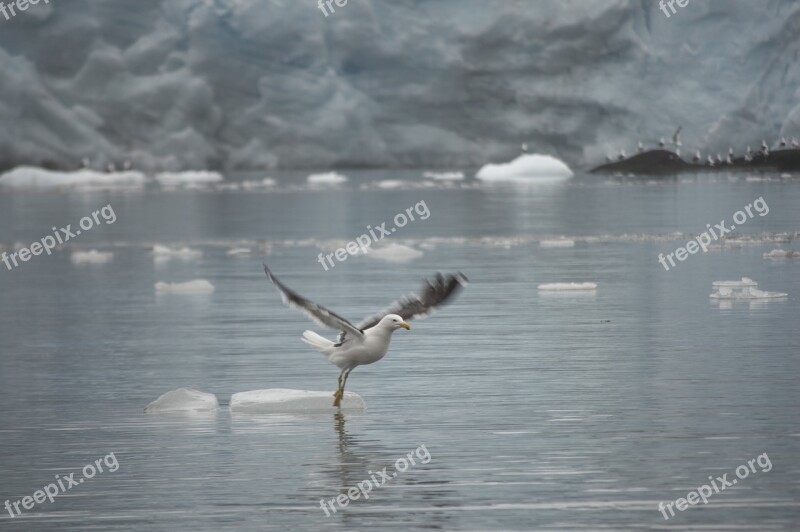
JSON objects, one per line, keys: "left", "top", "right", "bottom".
{"left": 792, "top": 137, "right": 800, "bottom": 148}
{"left": 107, "top": 163, "right": 116, "bottom": 173}
{"left": 638, "top": 141, "right": 645, "bottom": 153}
{"left": 618, "top": 149, "right": 626, "bottom": 160}
{"left": 692, "top": 150, "right": 701, "bottom": 163}
{"left": 716, "top": 153, "right": 723, "bottom": 164}
{"left": 672, "top": 126, "right": 682, "bottom": 147}
{"left": 761, "top": 139, "right": 769, "bottom": 155}
{"left": 744, "top": 146, "right": 753, "bottom": 163}
{"left": 780, "top": 136, "right": 787, "bottom": 148}
{"left": 726, "top": 153, "right": 734, "bottom": 165}
{"left": 707, "top": 155, "right": 716, "bottom": 167}
{"left": 659, "top": 137, "right": 666, "bottom": 148}
{"left": 262, "top": 265, "right": 468, "bottom": 407}
{"left": 728, "top": 147, "right": 735, "bottom": 157}
{"left": 675, "top": 148, "right": 681, "bottom": 158}
{"left": 606, "top": 153, "right": 613, "bottom": 162}
{"left": 521, "top": 143, "right": 528, "bottom": 153}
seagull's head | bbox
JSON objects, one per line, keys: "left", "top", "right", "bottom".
{"left": 380, "top": 314, "right": 411, "bottom": 332}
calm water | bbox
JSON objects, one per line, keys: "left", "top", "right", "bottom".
{"left": 1, "top": 171, "right": 799, "bottom": 530}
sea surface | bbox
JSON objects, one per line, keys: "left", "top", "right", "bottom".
{"left": 1, "top": 170, "right": 799, "bottom": 530}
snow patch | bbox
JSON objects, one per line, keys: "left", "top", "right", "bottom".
{"left": 230, "top": 389, "right": 365, "bottom": 413}
{"left": 476, "top": 154, "right": 573, "bottom": 183}
{"left": 145, "top": 388, "right": 219, "bottom": 413}
{"left": 155, "top": 279, "right": 215, "bottom": 294}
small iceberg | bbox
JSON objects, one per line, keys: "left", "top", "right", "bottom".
{"left": 0, "top": 166, "right": 146, "bottom": 190}
{"left": 70, "top": 250, "right": 114, "bottom": 264}
{"left": 155, "top": 171, "right": 223, "bottom": 187}
{"left": 476, "top": 154, "right": 573, "bottom": 183}
{"left": 230, "top": 389, "right": 366, "bottom": 413}
{"left": 307, "top": 172, "right": 348, "bottom": 185}
{"left": 710, "top": 278, "right": 787, "bottom": 299}
{"left": 540, "top": 239, "right": 576, "bottom": 248}
{"left": 144, "top": 388, "right": 219, "bottom": 413}
{"left": 538, "top": 282, "right": 598, "bottom": 291}
{"left": 155, "top": 279, "right": 215, "bottom": 294}
{"left": 152, "top": 244, "right": 202, "bottom": 261}
{"left": 368, "top": 243, "right": 424, "bottom": 263}
{"left": 226, "top": 247, "right": 255, "bottom": 257}
{"left": 423, "top": 171, "right": 465, "bottom": 181}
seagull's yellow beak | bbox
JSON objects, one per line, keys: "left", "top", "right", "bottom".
{"left": 400, "top": 322, "right": 411, "bottom": 330}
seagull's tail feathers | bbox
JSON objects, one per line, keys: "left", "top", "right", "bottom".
{"left": 302, "top": 330, "right": 336, "bottom": 357}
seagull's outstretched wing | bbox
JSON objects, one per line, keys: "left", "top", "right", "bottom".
{"left": 263, "top": 264, "right": 364, "bottom": 340}
{"left": 356, "top": 272, "right": 469, "bottom": 332}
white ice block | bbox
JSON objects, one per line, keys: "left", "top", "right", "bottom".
{"left": 230, "top": 389, "right": 366, "bottom": 413}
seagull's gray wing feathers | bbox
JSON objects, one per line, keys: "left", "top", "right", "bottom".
{"left": 356, "top": 272, "right": 469, "bottom": 332}
{"left": 263, "top": 264, "right": 364, "bottom": 340}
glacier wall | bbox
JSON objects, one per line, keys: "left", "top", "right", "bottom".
{"left": 0, "top": 0, "right": 798, "bottom": 171}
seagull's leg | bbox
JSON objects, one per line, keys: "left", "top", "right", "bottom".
{"left": 333, "top": 369, "right": 345, "bottom": 407}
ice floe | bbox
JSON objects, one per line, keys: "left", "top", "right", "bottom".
{"left": 155, "top": 279, "right": 215, "bottom": 294}
{"left": 155, "top": 171, "right": 223, "bottom": 187}
{"left": 763, "top": 249, "right": 800, "bottom": 259}
{"left": 709, "top": 278, "right": 787, "bottom": 299}
{"left": 0, "top": 167, "right": 146, "bottom": 190}
{"left": 539, "top": 239, "right": 576, "bottom": 248}
{"left": 230, "top": 389, "right": 365, "bottom": 413}
{"left": 307, "top": 172, "right": 348, "bottom": 185}
{"left": 144, "top": 388, "right": 219, "bottom": 413}
{"left": 70, "top": 250, "right": 114, "bottom": 264}
{"left": 226, "top": 247, "right": 255, "bottom": 257}
{"left": 152, "top": 244, "right": 202, "bottom": 261}
{"left": 367, "top": 243, "right": 424, "bottom": 262}
{"left": 538, "top": 282, "right": 598, "bottom": 291}
{"left": 423, "top": 171, "right": 465, "bottom": 181}
{"left": 476, "top": 154, "right": 573, "bottom": 183}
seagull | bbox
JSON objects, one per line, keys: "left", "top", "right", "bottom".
{"left": 638, "top": 141, "right": 645, "bottom": 153}
{"left": 693, "top": 150, "right": 701, "bottom": 163}
{"left": 744, "top": 146, "right": 753, "bottom": 163}
{"left": 521, "top": 143, "right": 528, "bottom": 153}
{"left": 606, "top": 153, "right": 613, "bottom": 162}
{"left": 761, "top": 139, "right": 769, "bottom": 155}
{"left": 262, "top": 264, "right": 468, "bottom": 407}
{"left": 780, "top": 136, "right": 787, "bottom": 148}
{"left": 707, "top": 155, "right": 716, "bottom": 167}
{"left": 659, "top": 137, "right": 666, "bottom": 148}
{"left": 672, "top": 126, "right": 682, "bottom": 147}
{"left": 618, "top": 149, "right": 627, "bottom": 160}
{"left": 792, "top": 137, "right": 799, "bottom": 148}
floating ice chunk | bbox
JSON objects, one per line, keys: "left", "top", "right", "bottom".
{"left": 423, "top": 171, "right": 464, "bottom": 181}
{"left": 538, "top": 282, "right": 598, "bottom": 291}
{"left": 155, "top": 279, "right": 215, "bottom": 294}
{"left": 374, "top": 179, "right": 406, "bottom": 189}
{"left": 241, "top": 177, "right": 277, "bottom": 189}
{"left": 226, "top": 247, "right": 254, "bottom": 257}
{"left": 710, "top": 278, "right": 787, "bottom": 299}
{"left": 230, "top": 389, "right": 366, "bottom": 413}
{"left": 540, "top": 239, "right": 575, "bottom": 248}
{"left": 476, "top": 154, "right": 573, "bottom": 183}
{"left": 155, "top": 171, "right": 223, "bottom": 187}
{"left": 145, "top": 388, "right": 219, "bottom": 413}
{"left": 307, "top": 172, "right": 348, "bottom": 185}
{"left": 70, "top": 250, "right": 114, "bottom": 264}
{"left": 0, "top": 166, "right": 146, "bottom": 190}
{"left": 152, "top": 244, "right": 202, "bottom": 261}
{"left": 764, "top": 249, "right": 800, "bottom": 259}
{"left": 368, "top": 243, "right": 424, "bottom": 262}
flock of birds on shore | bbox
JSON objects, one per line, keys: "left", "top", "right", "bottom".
{"left": 606, "top": 127, "right": 800, "bottom": 167}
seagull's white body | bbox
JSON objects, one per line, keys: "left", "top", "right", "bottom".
{"left": 302, "top": 315, "right": 405, "bottom": 370}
